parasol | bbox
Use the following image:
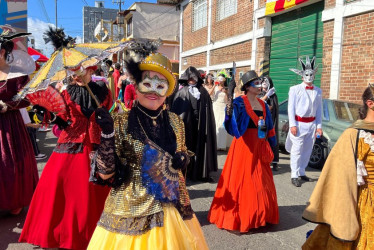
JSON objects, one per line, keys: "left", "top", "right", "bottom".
{"left": 17, "top": 27, "right": 119, "bottom": 100}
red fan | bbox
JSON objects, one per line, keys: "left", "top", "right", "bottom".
{"left": 26, "top": 86, "right": 67, "bottom": 114}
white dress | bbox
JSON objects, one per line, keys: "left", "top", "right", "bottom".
{"left": 213, "top": 86, "right": 233, "bottom": 150}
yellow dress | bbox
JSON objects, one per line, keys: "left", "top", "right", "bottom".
{"left": 303, "top": 130, "right": 374, "bottom": 250}
{"left": 87, "top": 110, "right": 208, "bottom": 250}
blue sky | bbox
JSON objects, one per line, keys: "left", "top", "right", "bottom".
{"left": 28, "top": 0, "right": 156, "bottom": 38}
{"left": 28, "top": 0, "right": 156, "bottom": 55}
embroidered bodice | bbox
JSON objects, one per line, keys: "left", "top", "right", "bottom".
{"left": 97, "top": 109, "right": 192, "bottom": 235}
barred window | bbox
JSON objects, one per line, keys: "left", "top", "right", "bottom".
{"left": 217, "top": 0, "right": 237, "bottom": 21}
{"left": 192, "top": 0, "right": 207, "bottom": 31}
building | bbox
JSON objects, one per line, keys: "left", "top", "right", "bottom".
{"left": 122, "top": 2, "right": 181, "bottom": 69}
{"left": 83, "top": 1, "right": 119, "bottom": 43}
{"left": 180, "top": 0, "right": 374, "bottom": 103}
{"left": 0, "top": 0, "right": 27, "bottom": 32}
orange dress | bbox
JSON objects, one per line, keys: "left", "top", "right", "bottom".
{"left": 208, "top": 96, "right": 279, "bottom": 232}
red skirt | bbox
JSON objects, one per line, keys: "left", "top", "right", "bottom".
{"left": 208, "top": 129, "right": 279, "bottom": 232}
{"left": 19, "top": 146, "right": 110, "bottom": 249}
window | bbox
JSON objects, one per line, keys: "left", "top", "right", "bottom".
{"left": 278, "top": 100, "right": 288, "bottom": 115}
{"left": 333, "top": 101, "right": 361, "bottom": 122}
{"left": 322, "top": 99, "right": 329, "bottom": 121}
{"left": 126, "top": 17, "right": 132, "bottom": 37}
{"left": 217, "top": 0, "right": 237, "bottom": 21}
{"left": 192, "top": 0, "right": 207, "bottom": 31}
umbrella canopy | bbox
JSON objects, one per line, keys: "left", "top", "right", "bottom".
{"left": 18, "top": 41, "right": 118, "bottom": 98}
{"left": 28, "top": 47, "right": 49, "bottom": 62}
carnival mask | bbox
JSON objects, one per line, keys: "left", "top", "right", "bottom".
{"left": 262, "top": 78, "right": 270, "bottom": 92}
{"left": 303, "top": 69, "right": 315, "bottom": 84}
{"left": 249, "top": 78, "right": 263, "bottom": 88}
{"left": 138, "top": 72, "right": 169, "bottom": 97}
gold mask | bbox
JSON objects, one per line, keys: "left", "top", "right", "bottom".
{"left": 138, "top": 72, "right": 169, "bottom": 97}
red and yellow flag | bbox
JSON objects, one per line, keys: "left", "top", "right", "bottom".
{"left": 265, "top": 0, "right": 309, "bottom": 15}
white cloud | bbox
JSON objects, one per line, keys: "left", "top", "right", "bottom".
{"left": 27, "top": 18, "right": 84, "bottom": 58}
{"left": 27, "top": 17, "right": 55, "bottom": 57}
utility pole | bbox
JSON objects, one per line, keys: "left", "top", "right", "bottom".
{"left": 55, "top": 0, "right": 58, "bottom": 27}
{"left": 112, "top": 0, "right": 124, "bottom": 12}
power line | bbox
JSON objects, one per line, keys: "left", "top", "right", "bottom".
{"left": 38, "top": 0, "right": 51, "bottom": 23}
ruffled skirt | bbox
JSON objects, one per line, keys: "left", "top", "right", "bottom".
{"left": 302, "top": 184, "right": 374, "bottom": 250}
{"left": 88, "top": 204, "right": 209, "bottom": 250}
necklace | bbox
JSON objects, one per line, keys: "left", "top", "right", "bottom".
{"left": 136, "top": 115, "right": 150, "bottom": 140}
{"left": 137, "top": 105, "right": 164, "bottom": 126}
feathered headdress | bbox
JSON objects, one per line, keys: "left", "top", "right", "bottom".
{"left": 125, "top": 38, "right": 161, "bottom": 83}
{"left": 43, "top": 26, "right": 76, "bottom": 50}
{"left": 289, "top": 56, "right": 318, "bottom": 76}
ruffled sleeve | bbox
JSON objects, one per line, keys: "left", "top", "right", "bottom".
{"left": 356, "top": 130, "right": 371, "bottom": 185}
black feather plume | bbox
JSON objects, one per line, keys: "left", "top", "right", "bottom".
{"left": 43, "top": 26, "right": 75, "bottom": 50}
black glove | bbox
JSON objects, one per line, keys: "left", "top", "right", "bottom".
{"left": 172, "top": 151, "right": 189, "bottom": 170}
{"left": 53, "top": 116, "right": 70, "bottom": 130}
{"left": 95, "top": 108, "right": 113, "bottom": 134}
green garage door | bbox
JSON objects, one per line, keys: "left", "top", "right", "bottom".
{"left": 269, "top": 1, "right": 324, "bottom": 102}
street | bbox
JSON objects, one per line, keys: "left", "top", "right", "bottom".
{"left": 0, "top": 131, "right": 321, "bottom": 250}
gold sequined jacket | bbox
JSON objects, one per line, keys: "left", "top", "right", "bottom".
{"left": 96, "top": 109, "right": 193, "bottom": 235}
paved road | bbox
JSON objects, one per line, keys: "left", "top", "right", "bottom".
{"left": 0, "top": 131, "right": 321, "bottom": 250}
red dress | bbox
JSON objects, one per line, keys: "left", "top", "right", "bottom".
{"left": 0, "top": 75, "right": 39, "bottom": 210}
{"left": 19, "top": 82, "right": 112, "bottom": 249}
{"left": 208, "top": 96, "right": 279, "bottom": 232}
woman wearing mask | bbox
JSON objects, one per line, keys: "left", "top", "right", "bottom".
{"left": 88, "top": 52, "right": 208, "bottom": 249}
{"left": 213, "top": 74, "right": 231, "bottom": 150}
{"left": 204, "top": 73, "right": 215, "bottom": 100}
{"left": 20, "top": 66, "right": 112, "bottom": 249}
{"left": 259, "top": 76, "right": 279, "bottom": 171}
{"left": 208, "top": 70, "right": 279, "bottom": 233}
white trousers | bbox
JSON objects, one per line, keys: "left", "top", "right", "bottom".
{"left": 285, "top": 122, "right": 316, "bottom": 179}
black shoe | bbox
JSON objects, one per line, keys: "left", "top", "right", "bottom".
{"left": 272, "top": 163, "right": 278, "bottom": 171}
{"left": 299, "top": 175, "right": 310, "bottom": 182}
{"left": 291, "top": 178, "right": 301, "bottom": 187}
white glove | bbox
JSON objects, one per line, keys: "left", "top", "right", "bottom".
{"left": 266, "top": 87, "right": 275, "bottom": 97}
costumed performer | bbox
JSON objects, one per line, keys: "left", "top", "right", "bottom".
{"left": 208, "top": 70, "right": 279, "bottom": 232}
{"left": 0, "top": 29, "right": 39, "bottom": 215}
{"left": 88, "top": 51, "right": 209, "bottom": 250}
{"left": 171, "top": 66, "right": 218, "bottom": 182}
{"left": 258, "top": 76, "right": 279, "bottom": 171}
{"left": 213, "top": 73, "right": 231, "bottom": 150}
{"left": 19, "top": 28, "right": 112, "bottom": 250}
{"left": 286, "top": 56, "right": 322, "bottom": 187}
{"left": 302, "top": 85, "right": 374, "bottom": 249}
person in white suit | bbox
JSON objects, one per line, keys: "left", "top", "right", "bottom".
{"left": 286, "top": 56, "right": 322, "bottom": 187}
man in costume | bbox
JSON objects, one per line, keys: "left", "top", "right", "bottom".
{"left": 171, "top": 66, "right": 218, "bottom": 182}
{"left": 286, "top": 56, "right": 322, "bottom": 187}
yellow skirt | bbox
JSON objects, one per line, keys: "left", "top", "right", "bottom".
{"left": 88, "top": 205, "right": 209, "bottom": 250}
{"left": 303, "top": 184, "right": 374, "bottom": 250}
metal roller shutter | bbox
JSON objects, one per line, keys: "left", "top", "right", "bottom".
{"left": 269, "top": 1, "right": 324, "bottom": 102}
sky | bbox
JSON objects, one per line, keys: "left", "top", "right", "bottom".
{"left": 27, "top": 0, "right": 156, "bottom": 56}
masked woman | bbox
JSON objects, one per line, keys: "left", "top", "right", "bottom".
{"left": 302, "top": 86, "right": 374, "bottom": 249}
{"left": 258, "top": 76, "right": 279, "bottom": 171}
{"left": 0, "top": 31, "right": 39, "bottom": 215}
{"left": 87, "top": 52, "right": 208, "bottom": 249}
{"left": 19, "top": 65, "right": 112, "bottom": 249}
{"left": 208, "top": 70, "right": 279, "bottom": 232}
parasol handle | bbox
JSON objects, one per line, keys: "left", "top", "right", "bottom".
{"left": 84, "top": 84, "right": 102, "bottom": 108}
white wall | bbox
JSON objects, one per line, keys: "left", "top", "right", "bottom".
{"left": 133, "top": 3, "right": 179, "bottom": 41}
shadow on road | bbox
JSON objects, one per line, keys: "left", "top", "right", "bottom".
{"left": 0, "top": 210, "right": 27, "bottom": 250}
{"left": 194, "top": 210, "right": 211, "bottom": 227}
